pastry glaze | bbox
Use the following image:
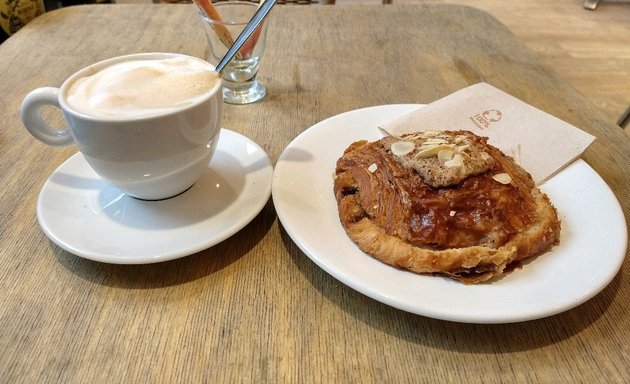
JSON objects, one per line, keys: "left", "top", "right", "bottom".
{"left": 334, "top": 131, "right": 561, "bottom": 283}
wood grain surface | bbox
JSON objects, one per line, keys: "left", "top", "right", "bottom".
{"left": 0, "top": 4, "right": 628, "bottom": 383}
{"left": 355, "top": 0, "right": 630, "bottom": 133}
{"left": 123, "top": 0, "right": 630, "bottom": 133}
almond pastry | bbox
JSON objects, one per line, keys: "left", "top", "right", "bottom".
{"left": 333, "top": 130, "right": 561, "bottom": 283}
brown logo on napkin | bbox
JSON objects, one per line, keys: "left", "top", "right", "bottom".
{"left": 470, "top": 109, "right": 503, "bottom": 129}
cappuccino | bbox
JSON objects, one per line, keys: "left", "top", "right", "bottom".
{"left": 21, "top": 53, "right": 223, "bottom": 200}
{"left": 66, "top": 57, "right": 220, "bottom": 118}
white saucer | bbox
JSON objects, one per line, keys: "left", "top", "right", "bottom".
{"left": 272, "top": 104, "right": 627, "bottom": 324}
{"left": 37, "top": 129, "right": 273, "bottom": 264}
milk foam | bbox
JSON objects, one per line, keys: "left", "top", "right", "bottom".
{"left": 66, "top": 57, "right": 220, "bottom": 118}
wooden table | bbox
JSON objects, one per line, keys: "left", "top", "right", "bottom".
{"left": 1, "top": 4, "right": 628, "bottom": 383}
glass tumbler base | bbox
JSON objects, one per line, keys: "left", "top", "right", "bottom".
{"left": 222, "top": 81, "right": 266, "bottom": 105}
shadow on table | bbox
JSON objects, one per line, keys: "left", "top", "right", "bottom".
{"left": 281, "top": 226, "right": 623, "bottom": 353}
{"left": 53, "top": 200, "right": 276, "bottom": 289}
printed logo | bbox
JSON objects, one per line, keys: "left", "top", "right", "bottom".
{"left": 469, "top": 109, "right": 502, "bottom": 129}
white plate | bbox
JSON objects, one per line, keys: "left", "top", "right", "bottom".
{"left": 38, "top": 129, "right": 272, "bottom": 264}
{"left": 272, "top": 104, "right": 627, "bottom": 323}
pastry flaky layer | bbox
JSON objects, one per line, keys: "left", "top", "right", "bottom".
{"left": 333, "top": 130, "right": 561, "bottom": 284}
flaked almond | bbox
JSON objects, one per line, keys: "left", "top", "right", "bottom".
{"left": 367, "top": 163, "right": 378, "bottom": 173}
{"left": 423, "top": 138, "right": 448, "bottom": 145}
{"left": 449, "top": 210, "right": 456, "bottom": 217}
{"left": 404, "top": 133, "right": 420, "bottom": 140}
{"left": 416, "top": 144, "right": 454, "bottom": 158}
{"left": 457, "top": 144, "right": 470, "bottom": 152}
{"left": 444, "top": 154, "right": 464, "bottom": 168}
{"left": 492, "top": 173, "right": 512, "bottom": 184}
{"left": 454, "top": 136, "right": 469, "bottom": 144}
{"left": 390, "top": 141, "right": 415, "bottom": 157}
{"left": 437, "top": 149, "right": 454, "bottom": 164}
{"left": 480, "top": 151, "right": 492, "bottom": 161}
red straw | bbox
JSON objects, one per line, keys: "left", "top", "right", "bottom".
{"left": 193, "top": 0, "right": 236, "bottom": 51}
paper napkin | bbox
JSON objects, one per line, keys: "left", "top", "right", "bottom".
{"left": 379, "top": 82, "right": 595, "bottom": 184}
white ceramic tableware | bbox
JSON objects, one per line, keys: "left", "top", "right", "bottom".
{"left": 20, "top": 52, "right": 223, "bottom": 200}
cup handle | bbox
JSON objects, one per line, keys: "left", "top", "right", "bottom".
{"left": 20, "top": 87, "right": 74, "bottom": 147}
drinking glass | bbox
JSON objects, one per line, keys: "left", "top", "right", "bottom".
{"left": 199, "top": 1, "right": 269, "bottom": 104}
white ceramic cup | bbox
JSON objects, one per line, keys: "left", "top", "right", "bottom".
{"left": 20, "top": 52, "right": 223, "bottom": 200}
